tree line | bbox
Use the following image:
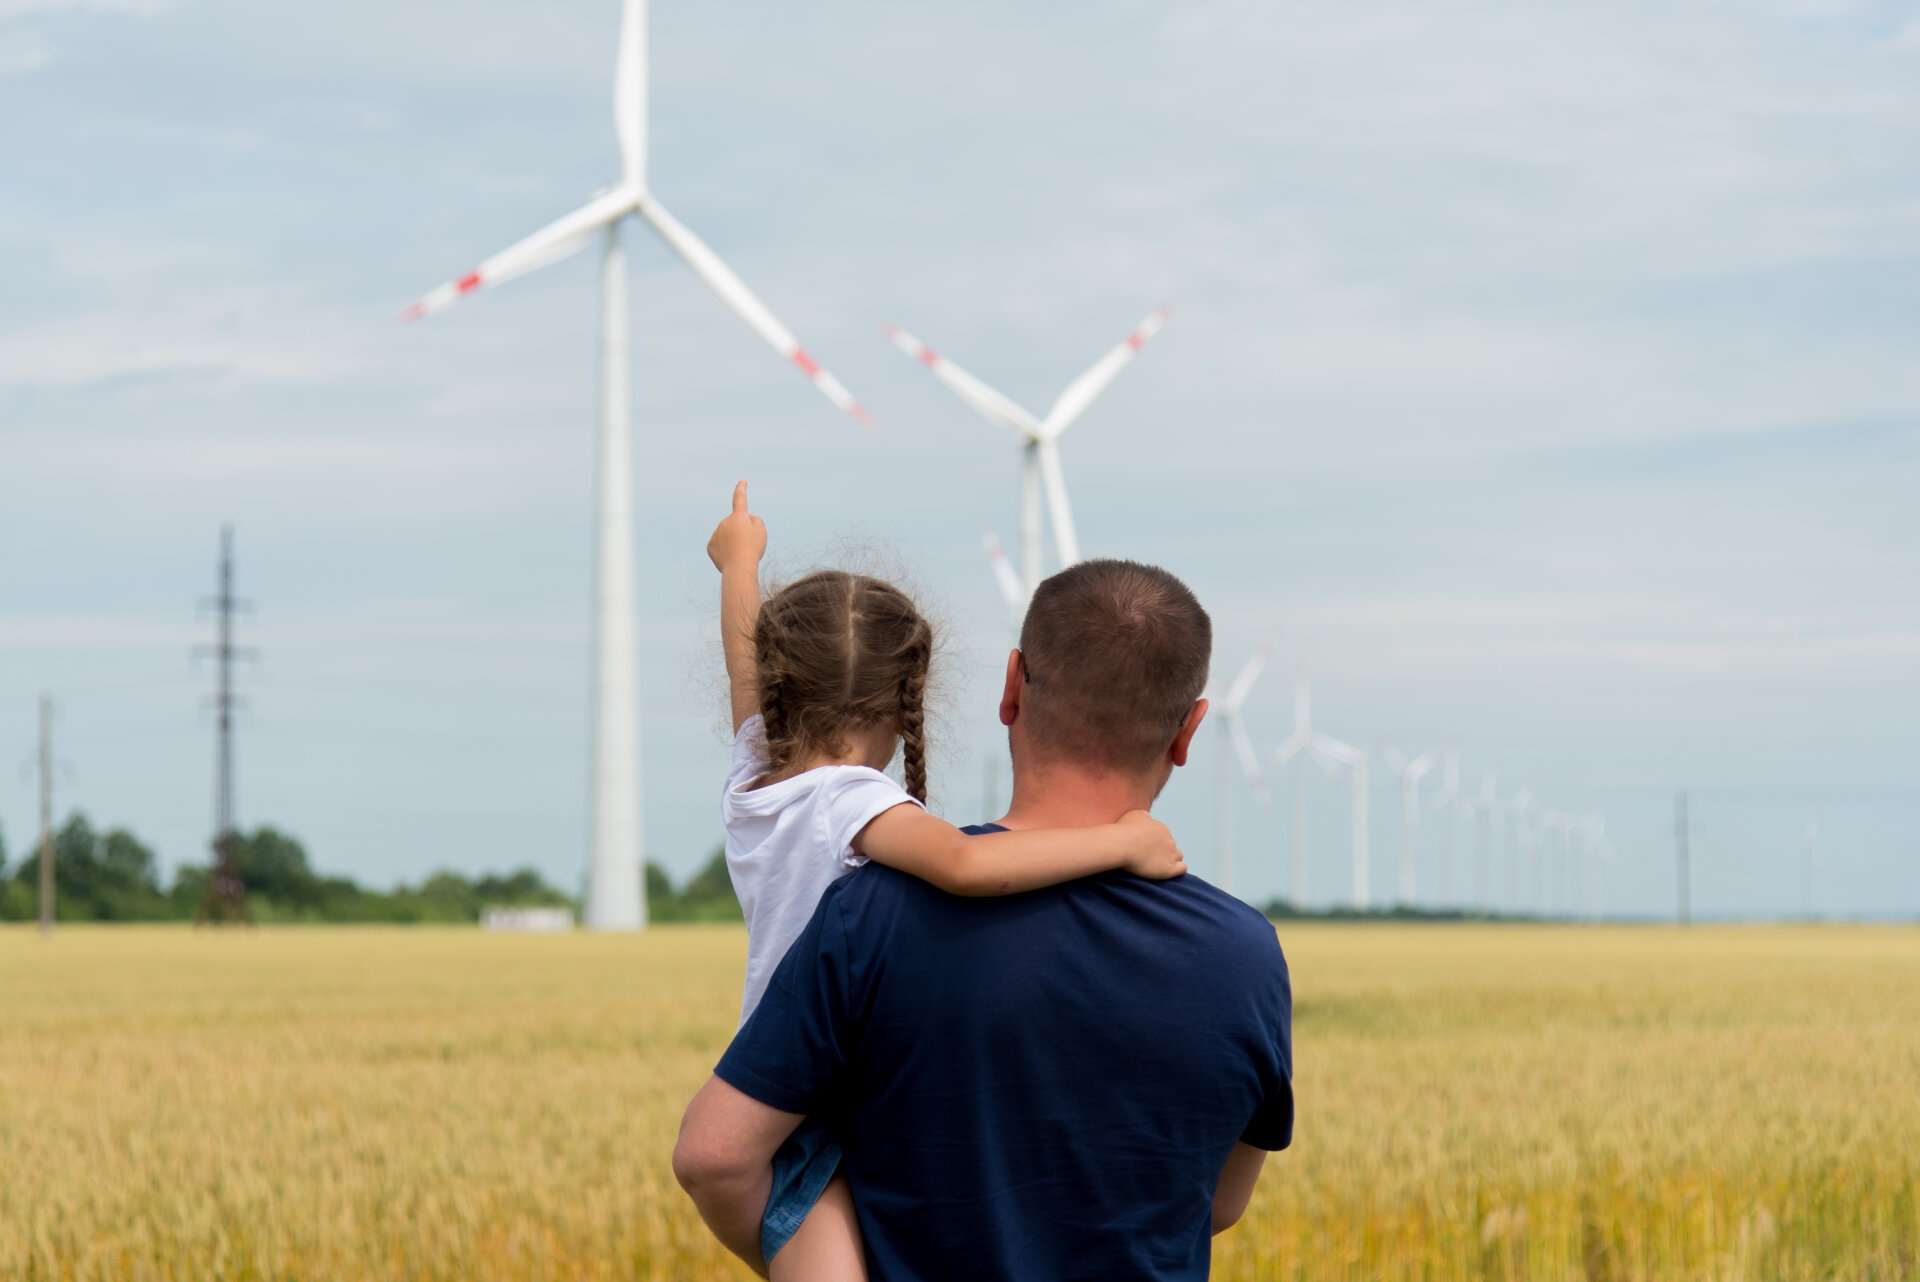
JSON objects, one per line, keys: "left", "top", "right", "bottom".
{"left": 0, "top": 815, "right": 740, "bottom": 925}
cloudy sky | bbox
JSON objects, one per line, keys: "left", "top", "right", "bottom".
{"left": 3, "top": 0, "right": 1916, "bottom": 918}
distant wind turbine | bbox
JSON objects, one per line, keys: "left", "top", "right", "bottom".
{"left": 404, "top": 0, "right": 871, "bottom": 931}
{"left": 1382, "top": 745, "right": 1438, "bottom": 908}
{"left": 1267, "top": 670, "right": 1320, "bottom": 907}
{"left": 1312, "top": 733, "right": 1377, "bottom": 911}
{"left": 1428, "top": 745, "right": 1462, "bottom": 907}
{"left": 1503, "top": 784, "right": 1535, "bottom": 913}
{"left": 1206, "top": 642, "right": 1272, "bottom": 898}
{"left": 1467, "top": 771, "right": 1499, "bottom": 910}
{"left": 882, "top": 308, "right": 1171, "bottom": 611}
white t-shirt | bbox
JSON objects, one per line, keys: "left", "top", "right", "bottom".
{"left": 723, "top": 714, "right": 922, "bottom": 1025}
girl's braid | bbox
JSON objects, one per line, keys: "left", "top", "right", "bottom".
{"left": 898, "top": 622, "right": 932, "bottom": 804}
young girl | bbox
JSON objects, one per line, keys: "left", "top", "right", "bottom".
{"left": 707, "top": 481, "right": 1186, "bottom": 1280}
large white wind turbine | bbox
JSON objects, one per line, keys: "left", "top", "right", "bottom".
{"left": 1382, "top": 745, "right": 1438, "bottom": 908}
{"left": 1312, "top": 733, "right": 1377, "bottom": 910}
{"left": 404, "top": 0, "right": 870, "bottom": 931}
{"left": 1207, "top": 643, "right": 1272, "bottom": 898}
{"left": 882, "top": 308, "right": 1171, "bottom": 611}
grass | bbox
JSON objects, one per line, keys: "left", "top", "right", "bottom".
{"left": 1, "top": 923, "right": 1915, "bottom": 1280}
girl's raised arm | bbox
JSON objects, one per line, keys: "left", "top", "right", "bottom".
{"left": 707, "top": 480, "right": 767, "bottom": 733}
{"left": 852, "top": 805, "right": 1185, "bottom": 896}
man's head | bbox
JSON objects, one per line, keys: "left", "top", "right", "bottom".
{"left": 1004, "top": 559, "right": 1211, "bottom": 790}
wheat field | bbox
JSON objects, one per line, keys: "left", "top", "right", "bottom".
{"left": 1, "top": 922, "right": 1914, "bottom": 1281}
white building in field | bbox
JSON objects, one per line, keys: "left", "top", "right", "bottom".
{"left": 480, "top": 906, "right": 575, "bottom": 933}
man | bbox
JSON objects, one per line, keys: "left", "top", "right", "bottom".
{"left": 675, "top": 559, "right": 1294, "bottom": 1280}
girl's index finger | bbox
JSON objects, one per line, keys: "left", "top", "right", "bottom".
{"left": 731, "top": 479, "right": 750, "bottom": 515}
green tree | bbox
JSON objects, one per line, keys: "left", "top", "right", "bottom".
{"left": 647, "top": 849, "right": 743, "bottom": 923}
{"left": 230, "top": 827, "right": 324, "bottom": 910}
{"left": 9, "top": 814, "right": 165, "bottom": 921}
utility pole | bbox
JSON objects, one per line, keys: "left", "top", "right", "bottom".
{"left": 1801, "top": 822, "right": 1817, "bottom": 922}
{"left": 1675, "top": 791, "right": 1691, "bottom": 928}
{"left": 36, "top": 694, "right": 54, "bottom": 935}
{"left": 198, "top": 525, "right": 253, "bottom": 925}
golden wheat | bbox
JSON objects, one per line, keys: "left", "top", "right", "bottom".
{"left": 1, "top": 923, "right": 1913, "bottom": 1280}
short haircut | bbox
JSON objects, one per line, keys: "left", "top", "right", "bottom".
{"left": 1018, "top": 559, "right": 1211, "bottom": 772}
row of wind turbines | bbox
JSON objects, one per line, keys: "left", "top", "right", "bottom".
{"left": 405, "top": 0, "right": 1613, "bottom": 927}
{"left": 1210, "top": 648, "right": 1617, "bottom": 916}
{"left": 404, "top": 0, "right": 1171, "bottom": 929}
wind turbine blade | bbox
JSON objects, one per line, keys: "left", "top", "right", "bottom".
{"left": 1230, "top": 715, "right": 1267, "bottom": 802}
{"left": 981, "top": 527, "right": 1027, "bottom": 618}
{"left": 1267, "top": 729, "right": 1310, "bottom": 770}
{"left": 402, "top": 187, "right": 638, "bottom": 322}
{"left": 879, "top": 321, "right": 1043, "bottom": 436}
{"left": 635, "top": 194, "right": 874, "bottom": 427}
{"left": 1313, "top": 732, "right": 1361, "bottom": 767}
{"left": 614, "top": 0, "right": 646, "bottom": 187}
{"left": 1223, "top": 643, "right": 1272, "bottom": 711}
{"left": 1036, "top": 437, "right": 1080, "bottom": 565}
{"left": 1040, "top": 304, "right": 1171, "bottom": 438}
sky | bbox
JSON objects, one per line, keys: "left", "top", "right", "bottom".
{"left": 2, "top": 0, "right": 1916, "bottom": 919}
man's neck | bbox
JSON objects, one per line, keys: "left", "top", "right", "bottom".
{"left": 995, "top": 757, "right": 1159, "bottom": 831}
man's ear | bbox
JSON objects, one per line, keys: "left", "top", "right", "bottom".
{"left": 998, "top": 649, "right": 1024, "bottom": 727}
{"left": 1169, "top": 697, "right": 1208, "bottom": 768}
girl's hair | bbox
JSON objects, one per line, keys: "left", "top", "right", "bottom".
{"left": 754, "top": 570, "right": 935, "bottom": 802}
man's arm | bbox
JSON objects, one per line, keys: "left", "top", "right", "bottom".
{"left": 672, "top": 1075, "right": 807, "bottom": 1278}
{"left": 1211, "top": 1142, "right": 1267, "bottom": 1235}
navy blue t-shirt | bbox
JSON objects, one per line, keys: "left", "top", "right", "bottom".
{"left": 716, "top": 829, "right": 1293, "bottom": 1282}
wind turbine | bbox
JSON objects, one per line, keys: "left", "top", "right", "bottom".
{"left": 1428, "top": 745, "right": 1462, "bottom": 907}
{"left": 404, "top": 0, "right": 871, "bottom": 931}
{"left": 1207, "top": 642, "right": 1272, "bottom": 898}
{"left": 1267, "top": 669, "right": 1318, "bottom": 908}
{"left": 1801, "top": 821, "right": 1818, "bottom": 921}
{"left": 1573, "top": 813, "right": 1606, "bottom": 919}
{"left": 1467, "top": 770, "right": 1499, "bottom": 910}
{"left": 1312, "top": 732, "right": 1377, "bottom": 911}
{"left": 1503, "top": 784, "right": 1535, "bottom": 913}
{"left": 1540, "top": 810, "right": 1578, "bottom": 916}
{"left": 882, "top": 308, "right": 1171, "bottom": 611}
{"left": 1382, "top": 745, "right": 1438, "bottom": 908}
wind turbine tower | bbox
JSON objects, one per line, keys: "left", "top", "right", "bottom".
{"left": 1383, "top": 746, "right": 1437, "bottom": 908}
{"left": 1503, "top": 784, "right": 1534, "bottom": 912}
{"left": 1312, "top": 732, "right": 1376, "bottom": 911}
{"left": 1428, "top": 745, "right": 1462, "bottom": 907}
{"left": 1469, "top": 771, "right": 1498, "bottom": 910}
{"left": 405, "top": 0, "right": 871, "bottom": 931}
{"left": 1208, "top": 643, "right": 1272, "bottom": 899}
{"left": 1267, "top": 670, "right": 1318, "bottom": 907}
{"left": 883, "top": 308, "right": 1170, "bottom": 613}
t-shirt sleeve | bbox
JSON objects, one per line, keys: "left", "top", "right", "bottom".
{"left": 1239, "top": 936, "right": 1296, "bottom": 1152}
{"left": 728, "top": 714, "right": 769, "bottom": 783}
{"left": 819, "top": 769, "right": 923, "bottom": 870}
{"left": 1239, "top": 1074, "right": 1294, "bottom": 1151}
{"left": 715, "top": 883, "right": 858, "bottom": 1116}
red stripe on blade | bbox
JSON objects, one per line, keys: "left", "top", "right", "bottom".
{"left": 791, "top": 349, "right": 821, "bottom": 378}
{"left": 456, "top": 272, "right": 483, "bottom": 294}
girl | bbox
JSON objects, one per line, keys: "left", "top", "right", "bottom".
{"left": 707, "top": 481, "right": 1186, "bottom": 1280}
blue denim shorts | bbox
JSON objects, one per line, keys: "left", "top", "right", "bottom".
{"left": 762, "top": 1119, "right": 843, "bottom": 1262}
